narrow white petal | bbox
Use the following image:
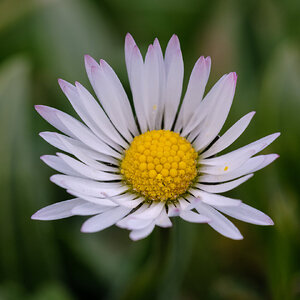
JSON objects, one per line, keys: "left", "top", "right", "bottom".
{"left": 58, "top": 79, "right": 125, "bottom": 150}
{"left": 56, "top": 107, "right": 121, "bottom": 158}
{"left": 178, "top": 198, "right": 190, "bottom": 210}
{"left": 57, "top": 135, "right": 118, "bottom": 171}
{"left": 144, "top": 44, "right": 160, "bottom": 130}
{"left": 116, "top": 205, "right": 147, "bottom": 228}
{"left": 134, "top": 202, "right": 165, "bottom": 220}
{"left": 57, "top": 152, "right": 121, "bottom": 181}
{"left": 201, "top": 111, "right": 256, "bottom": 158}
{"left": 81, "top": 206, "right": 131, "bottom": 233}
{"left": 71, "top": 202, "right": 110, "bottom": 216}
{"left": 31, "top": 198, "right": 84, "bottom": 220}
{"left": 181, "top": 74, "right": 228, "bottom": 136}
{"left": 216, "top": 203, "right": 274, "bottom": 225}
{"left": 109, "top": 194, "right": 142, "bottom": 208}
{"left": 66, "top": 190, "right": 118, "bottom": 206}
{"left": 175, "top": 56, "right": 211, "bottom": 131}
{"left": 85, "top": 57, "right": 135, "bottom": 140}
{"left": 189, "top": 189, "right": 241, "bottom": 207}
{"left": 41, "top": 155, "right": 80, "bottom": 176}
{"left": 129, "top": 222, "right": 155, "bottom": 241}
{"left": 76, "top": 81, "right": 131, "bottom": 145}
{"left": 193, "top": 73, "right": 237, "bottom": 151}
{"left": 167, "top": 204, "right": 181, "bottom": 217}
{"left": 250, "top": 153, "right": 279, "bottom": 172}
{"left": 200, "top": 148, "right": 256, "bottom": 175}
{"left": 39, "top": 132, "right": 117, "bottom": 165}
{"left": 195, "top": 202, "right": 243, "bottom": 240}
{"left": 179, "top": 210, "right": 210, "bottom": 223}
{"left": 125, "top": 33, "right": 137, "bottom": 81}
{"left": 99, "top": 60, "right": 138, "bottom": 136}
{"left": 198, "top": 152, "right": 279, "bottom": 183}
{"left": 164, "top": 34, "right": 184, "bottom": 130}
{"left": 35, "top": 105, "right": 76, "bottom": 138}
{"left": 125, "top": 218, "right": 153, "bottom": 230}
{"left": 50, "top": 174, "right": 127, "bottom": 197}
{"left": 128, "top": 45, "right": 148, "bottom": 132}
{"left": 155, "top": 209, "right": 172, "bottom": 228}
{"left": 153, "top": 38, "right": 165, "bottom": 129}
{"left": 196, "top": 174, "right": 253, "bottom": 193}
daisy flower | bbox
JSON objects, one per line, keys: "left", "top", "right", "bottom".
{"left": 32, "top": 33, "right": 280, "bottom": 241}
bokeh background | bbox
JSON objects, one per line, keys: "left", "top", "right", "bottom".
{"left": 0, "top": 0, "right": 299, "bottom": 299}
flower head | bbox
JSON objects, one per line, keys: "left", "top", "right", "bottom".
{"left": 32, "top": 33, "right": 279, "bottom": 241}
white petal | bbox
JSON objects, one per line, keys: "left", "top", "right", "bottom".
{"left": 57, "top": 135, "right": 118, "bottom": 171}
{"left": 66, "top": 189, "right": 118, "bottom": 207}
{"left": 129, "top": 222, "right": 155, "bottom": 241}
{"left": 40, "top": 155, "right": 80, "bottom": 176}
{"left": 198, "top": 154, "right": 279, "bottom": 183}
{"left": 127, "top": 45, "right": 148, "bottom": 132}
{"left": 144, "top": 44, "right": 160, "bottom": 130}
{"left": 196, "top": 174, "right": 253, "bottom": 193}
{"left": 178, "top": 198, "right": 190, "bottom": 210}
{"left": 85, "top": 56, "right": 135, "bottom": 140}
{"left": 123, "top": 218, "right": 153, "bottom": 230}
{"left": 39, "top": 131, "right": 117, "bottom": 165}
{"left": 57, "top": 152, "right": 121, "bottom": 181}
{"left": 58, "top": 79, "right": 126, "bottom": 150}
{"left": 200, "top": 148, "right": 256, "bottom": 175}
{"left": 125, "top": 33, "right": 137, "bottom": 81}
{"left": 31, "top": 198, "right": 84, "bottom": 220}
{"left": 76, "top": 81, "right": 131, "bottom": 145}
{"left": 152, "top": 38, "right": 165, "bottom": 129}
{"left": 71, "top": 202, "right": 110, "bottom": 216}
{"left": 134, "top": 202, "right": 165, "bottom": 220}
{"left": 179, "top": 210, "right": 210, "bottom": 223}
{"left": 163, "top": 34, "right": 184, "bottom": 130}
{"left": 181, "top": 74, "right": 228, "bottom": 136}
{"left": 201, "top": 111, "right": 256, "bottom": 158}
{"left": 35, "top": 105, "right": 76, "bottom": 138}
{"left": 81, "top": 206, "right": 131, "bottom": 233}
{"left": 189, "top": 190, "right": 241, "bottom": 207}
{"left": 175, "top": 56, "right": 211, "bottom": 131}
{"left": 50, "top": 174, "right": 127, "bottom": 197}
{"left": 195, "top": 202, "right": 243, "bottom": 240}
{"left": 251, "top": 154, "right": 279, "bottom": 172}
{"left": 167, "top": 204, "right": 181, "bottom": 217}
{"left": 193, "top": 72, "right": 237, "bottom": 151}
{"left": 218, "top": 132, "right": 280, "bottom": 160}
{"left": 216, "top": 203, "right": 274, "bottom": 225}
{"left": 99, "top": 60, "right": 138, "bottom": 136}
{"left": 109, "top": 195, "right": 142, "bottom": 208}
{"left": 55, "top": 107, "right": 121, "bottom": 158}
{"left": 155, "top": 209, "right": 172, "bottom": 228}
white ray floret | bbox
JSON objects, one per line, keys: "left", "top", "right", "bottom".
{"left": 32, "top": 33, "right": 279, "bottom": 241}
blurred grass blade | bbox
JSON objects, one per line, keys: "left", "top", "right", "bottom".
{"left": 0, "top": 57, "right": 63, "bottom": 288}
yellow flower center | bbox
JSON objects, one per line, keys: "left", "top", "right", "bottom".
{"left": 120, "top": 130, "right": 198, "bottom": 202}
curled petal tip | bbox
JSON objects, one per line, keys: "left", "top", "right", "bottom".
{"left": 84, "top": 54, "right": 98, "bottom": 67}
{"left": 171, "top": 33, "right": 179, "bottom": 40}
{"left": 35, "top": 105, "right": 46, "bottom": 113}
{"left": 125, "top": 33, "right": 136, "bottom": 47}
{"left": 31, "top": 212, "right": 39, "bottom": 220}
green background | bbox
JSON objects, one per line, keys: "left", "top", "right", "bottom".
{"left": 0, "top": 0, "right": 299, "bottom": 299}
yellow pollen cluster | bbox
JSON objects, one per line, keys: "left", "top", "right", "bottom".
{"left": 120, "top": 130, "right": 198, "bottom": 202}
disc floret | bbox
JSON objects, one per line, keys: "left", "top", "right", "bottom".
{"left": 120, "top": 130, "right": 198, "bottom": 202}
